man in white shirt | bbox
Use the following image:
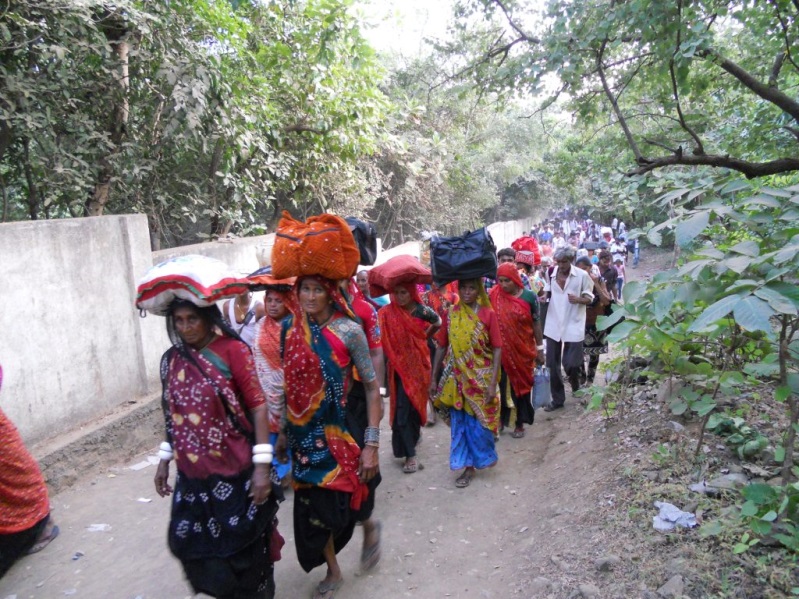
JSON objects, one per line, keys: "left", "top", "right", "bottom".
{"left": 543, "top": 246, "right": 595, "bottom": 411}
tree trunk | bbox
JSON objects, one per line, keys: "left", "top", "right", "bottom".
{"left": 86, "top": 29, "right": 130, "bottom": 216}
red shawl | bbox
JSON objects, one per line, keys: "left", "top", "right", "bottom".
{"left": 378, "top": 284, "right": 430, "bottom": 423}
{"left": 489, "top": 263, "right": 537, "bottom": 396}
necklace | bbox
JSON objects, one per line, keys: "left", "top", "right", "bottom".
{"left": 235, "top": 299, "right": 249, "bottom": 321}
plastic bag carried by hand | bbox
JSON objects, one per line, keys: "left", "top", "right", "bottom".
{"left": 532, "top": 366, "right": 551, "bottom": 409}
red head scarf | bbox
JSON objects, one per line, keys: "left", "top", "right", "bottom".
{"left": 496, "top": 262, "right": 524, "bottom": 290}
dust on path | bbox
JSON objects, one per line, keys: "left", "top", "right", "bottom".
{"left": 0, "top": 251, "right": 667, "bottom": 599}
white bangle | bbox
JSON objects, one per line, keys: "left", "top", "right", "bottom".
{"left": 158, "top": 449, "right": 174, "bottom": 462}
{"left": 159, "top": 441, "right": 173, "bottom": 452}
{"left": 252, "top": 453, "right": 273, "bottom": 464}
{"left": 253, "top": 444, "right": 274, "bottom": 455}
{"left": 379, "top": 387, "right": 387, "bottom": 396}
{"left": 537, "top": 344, "right": 545, "bottom": 351}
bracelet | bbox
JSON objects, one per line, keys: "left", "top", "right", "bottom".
{"left": 158, "top": 441, "right": 173, "bottom": 462}
{"left": 253, "top": 444, "right": 274, "bottom": 455}
{"left": 537, "top": 344, "right": 545, "bottom": 351}
{"left": 379, "top": 387, "right": 387, "bottom": 396}
{"left": 252, "top": 453, "right": 273, "bottom": 464}
{"left": 364, "top": 426, "right": 380, "bottom": 444}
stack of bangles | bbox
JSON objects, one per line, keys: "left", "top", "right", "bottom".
{"left": 364, "top": 426, "right": 380, "bottom": 448}
{"left": 252, "top": 443, "right": 274, "bottom": 465}
{"left": 158, "top": 441, "right": 174, "bottom": 461}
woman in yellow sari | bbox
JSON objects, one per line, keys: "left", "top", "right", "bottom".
{"left": 430, "top": 279, "right": 502, "bottom": 488}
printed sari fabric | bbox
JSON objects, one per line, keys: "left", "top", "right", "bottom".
{"left": 161, "top": 337, "right": 282, "bottom": 597}
{"left": 489, "top": 263, "right": 538, "bottom": 397}
{"left": 282, "top": 312, "right": 374, "bottom": 510}
{"left": 379, "top": 285, "right": 435, "bottom": 425}
{"left": 434, "top": 294, "right": 501, "bottom": 437}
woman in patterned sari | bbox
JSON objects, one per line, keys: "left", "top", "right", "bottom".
{"left": 277, "top": 276, "right": 382, "bottom": 599}
{"left": 489, "top": 263, "right": 545, "bottom": 439}
{"left": 252, "top": 284, "right": 298, "bottom": 487}
{"left": 154, "top": 300, "right": 283, "bottom": 599}
{"left": 379, "top": 283, "right": 441, "bottom": 474}
{"left": 430, "top": 279, "right": 502, "bottom": 489}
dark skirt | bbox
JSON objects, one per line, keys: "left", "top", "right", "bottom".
{"left": 499, "top": 369, "right": 535, "bottom": 428}
{"left": 391, "top": 374, "right": 421, "bottom": 458}
{"left": 169, "top": 468, "right": 283, "bottom": 599}
{"left": 293, "top": 486, "right": 358, "bottom": 573}
{"left": 0, "top": 514, "right": 49, "bottom": 579}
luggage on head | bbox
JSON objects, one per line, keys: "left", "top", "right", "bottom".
{"left": 271, "top": 211, "right": 360, "bottom": 280}
{"left": 430, "top": 227, "right": 497, "bottom": 283}
{"left": 135, "top": 254, "right": 248, "bottom": 316}
{"left": 345, "top": 216, "right": 378, "bottom": 266}
{"left": 367, "top": 255, "right": 432, "bottom": 297}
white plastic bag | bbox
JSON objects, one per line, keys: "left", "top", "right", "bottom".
{"left": 532, "top": 366, "right": 551, "bottom": 409}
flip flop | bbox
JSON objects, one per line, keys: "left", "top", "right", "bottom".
{"left": 360, "top": 520, "right": 382, "bottom": 571}
{"left": 510, "top": 428, "right": 525, "bottom": 439}
{"left": 312, "top": 579, "right": 342, "bottom": 599}
{"left": 455, "top": 472, "right": 473, "bottom": 488}
{"left": 26, "top": 524, "right": 59, "bottom": 555}
{"left": 402, "top": 458, "right": 424, "bottom": 474}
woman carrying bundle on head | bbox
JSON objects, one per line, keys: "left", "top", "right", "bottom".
{"left": 430, "top": 278, "right": 502, "bottom": 489}
{"left": 154, "top": 298, "right": 283, "bottom": 599}
{"left": 489, "top": 263, "right": 545, "bottom": 438}
{"left": 378, "top": 282, "right": 441, "bottom": 474}
{"left": 277, "top": 275, "right": 382, "bottom": 599}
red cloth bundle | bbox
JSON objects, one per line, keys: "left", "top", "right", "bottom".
{"left": 367, "top": 255, "right": 432, "bottom": 297}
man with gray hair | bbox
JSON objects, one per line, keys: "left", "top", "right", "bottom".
{"left": 542, "top": 245, "right": 595, "bottom": 411}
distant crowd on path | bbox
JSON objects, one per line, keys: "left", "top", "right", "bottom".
{"left": 0, "top": 209, "right": 641, "bottom": 599}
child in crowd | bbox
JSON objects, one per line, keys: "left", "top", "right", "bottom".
{"left": 614, "top": 257, "right": 626, "bottom": 299}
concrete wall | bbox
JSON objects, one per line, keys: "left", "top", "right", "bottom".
{"left": 0, "top": 215, "right": 532, "bottom": 444}
{"left": 0, "top": 216, "right": 160, "bottom": 443}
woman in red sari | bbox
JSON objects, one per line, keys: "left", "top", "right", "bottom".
{"left": 489, "top": 263, "right": 545, "bottom": 438}
{"left": 379, "top": 283, "right": 441, "bottom": 473}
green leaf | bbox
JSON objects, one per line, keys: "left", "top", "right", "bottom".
{"left": 621, "top": 281, "right": 646, "bottom": 304}
{"left": 653, "top": 287, "right": 676, "bottom": 321}
{"left": 732, "top": 296, "right": 776, "bottom": 336}
{"left": 729, "top": 240, "right": 760, "bottom": 257}
{"left": 723, "top": 255, "right": 753, "bottom": 274}
{"left": 740, "top": 501, "right": 758, "bottom": 517}
{"left": 670, "top": 399, "right": 688, "bottom": 415}
{"left": 688, "top": 294, "right": 742, "bottom": 332}
{"left": 596, "top": 306, "right": 626, "bottom": 331}
{"left": 606, "top": 320, "right": 637, "bottom": 343}
{"left": 761, "top": 510, "right": 778, "bottom": 522}
{"left": 775, "top": 386, "right": 790, "bottom": 402}
{"left": 675, "top": 211, "right": 710, "bottom": 247}
{"left": 754, "top": 287, "right": 798, "bottom": 315}
{"left": 774, "top": 446, "right": 786, "bottom": 462}
{"left": 742, "top": 483, "right": 778, "bottom": 504}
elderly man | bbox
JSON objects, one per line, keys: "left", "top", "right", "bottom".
{"left": 542, "top": 246, "right": 595, "bottom": 411}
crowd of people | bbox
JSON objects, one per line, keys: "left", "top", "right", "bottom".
{"left": 1, "top": 212, "right": 638, "bottom": 599}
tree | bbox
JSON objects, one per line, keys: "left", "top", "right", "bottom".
{"left": 443, "top": 0, "right": 799, "bottom": 179}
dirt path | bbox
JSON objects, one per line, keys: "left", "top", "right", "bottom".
{"left": 0, "top": 251, "right": 668, "bottom": 599}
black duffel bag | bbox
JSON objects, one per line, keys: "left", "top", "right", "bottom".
{"left": 345, "top": 217, "right": 378, "bottom": 266}
{"left": 430, "top": 227, "right": 497, "bottom": 283}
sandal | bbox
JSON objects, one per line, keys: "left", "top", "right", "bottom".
{"left": 312, "top": 578, "right": 342, "bottom": 599}
{"left": 360, "top": 520, "right": 382, "bottom": 571}
{"left": 510, "top": 428, "right": 525, "bottom": 439}
{"left": 455, "top": 471, "right": 473, "bottom": 488}
{"left": 402, "top": 458, "right": 424, "bottom": 474}
{"left": 26, "top": 523, "right": 59, "bottom": 555}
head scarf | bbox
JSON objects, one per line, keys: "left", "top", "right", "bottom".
{"left": 496, "top": 262, "right": 523, "bottom": 290}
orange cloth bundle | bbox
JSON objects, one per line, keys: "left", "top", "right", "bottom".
{"left": 271, "top": 211, "right": 360, "bottom": 280}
